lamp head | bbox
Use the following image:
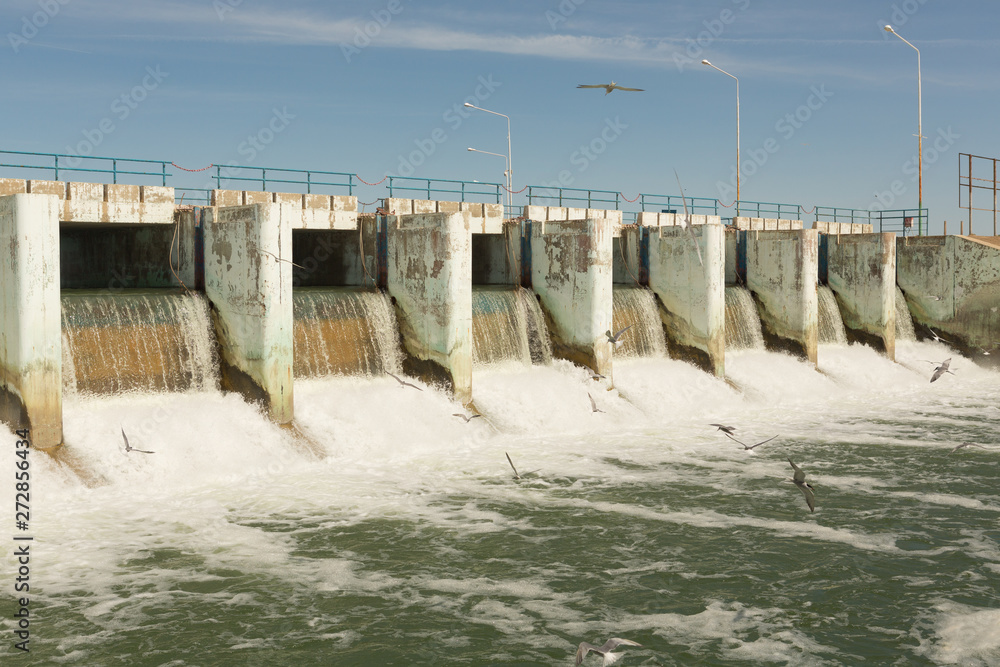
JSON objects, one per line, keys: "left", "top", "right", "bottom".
{"left": 467, "top": 147, "right": 474, "bottom": 151}
{"left": 463, "top": 102, "right": 474, "bottom": 108}
{"left": 701, "top": 59, "right": 711, "bottom": 65}
{"left": 884, "top": 25, "right": 894, "bottom": 33}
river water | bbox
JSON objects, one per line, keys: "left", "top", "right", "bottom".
{"left": 2, "top": 339, "right": 999, "bottom": 666}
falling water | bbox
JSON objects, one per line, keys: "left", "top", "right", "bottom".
{"left": 472, "top": 286, "right": 552, "bottom": 368}
{"left": 611, "top": 287, "right": 668, "bottom": 358}
{"left": 724, "top": 286, "right": 765, "bottom": 350}
{"left": 895, "top": 286, "right": 916, "bottom": 341}
{"left": 817, "top": 285, "right": 848, "bottom": 344}
{"left": 293, "top": 288, "right": 404, "bottom": 378}
{"left": 61, "top": 289, "right": 218, "bottom": 394}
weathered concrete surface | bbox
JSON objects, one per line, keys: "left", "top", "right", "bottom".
{"left": 389, "top": 198, "right": 502, "bottom": 234}
{"left": 897, "top": 235, "right": 1000, "bottom": 364}
{"left": 386, "top": 212, "right": 473, "bottom": 404}
{"left": 745, "top": 229, "right": 819, "bottom": 363}
{"left": 204, "top": 203, "right": 294, "bottom": 423}
{"left": 530, "top": 218, "right": 614, "bottom": 378}
{"left": 648, "top": 223, "right": 726, "bottom": 376}
{"left": 524, "top": 205, "right": 623, "bottom": 236}
{"left": 733, "top": 217, "right": 804, "bottom": 231}
{"left": 825, "top": 233, "right": 896, "bottom": 359}
{"left": 0, "top": 179, "right": 177, "bottom": 224}
{"left": 0, "top": 194, "right": 62, "bottom": 447}
{"left": 211, "top": 190, "right": 358, "bottom": 230}
{"left": 814, "top": 221, "right": 874, "bottom": 234}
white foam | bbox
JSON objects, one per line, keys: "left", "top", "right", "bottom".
{"left": 913, "top": 601, "right": 1000, "bottom": 665}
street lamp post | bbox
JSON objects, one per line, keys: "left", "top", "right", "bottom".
{"left": 702, "top": 59, "right": 741, "bottom": 215}
{"left": 884, "top": 24, "right": 923, "bottom": 235}
{"left": 466, "top": 147, "right": 509, "bottom": 203}
{"left": 464, "top": 102, "right": 513, "bottom": 212}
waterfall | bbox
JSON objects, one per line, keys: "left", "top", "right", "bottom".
{"left": 724, "top": 286, "right": 765, "bottom": 350}
{"left": 817, "top": 285, "right": 848, "bottom": 344}
{"left": 293, "top": 288, "right": 404, "bottom": 378}
{"left": 895, "top": 286, "right": 916, "bottom": 341}
{"left": 472, "top": 287, "right": 552, "bottom": 368}
{"left": 61, "top": 290, "right": 218, "bottom": 395}
{"left": 611, "top": 287, "right": 668, "bottom": 358}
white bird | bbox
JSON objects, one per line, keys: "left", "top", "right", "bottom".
{"left": 606, "top": 325, "right": 632, "bottom": 348}
{"left": 948, "top": 442, "right": 987, "bottom": 455}
{"left": 788, "top": 459, "right": 816, "bottom": 513}
{"left": 575, "top": 637, "right": 642, "bottom": 666}
{"left": 588, "top": 393, "right": 604, "bottom": 414}
{"left": 505, "top": 452, "right": 539, "bottom": 480}
{"left": 710, "top": 423, "right": 737, "bottom": 435}
{"left": 121, "top": 427, "right": 154, "bottom": 454}
{"left": 577, "top": 82, "right": 644, "bottom": 95}
{"left": 452, "top": 413, "right": 481, "bottom": 423}
{"left": 929, "top": 358, "right": 954, "bottom": 383}
{"left": 726, "top": 433, "right": 778, "bottom": 451}
{"left": 387, "top": 372, "right": 422, "bottom": 391}
{"left": 925, "top": 326, "right": 951, "bottom": 344}
{"left": 583, "top": 365, "right": 606, "bottom": 380}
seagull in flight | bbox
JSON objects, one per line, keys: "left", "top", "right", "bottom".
{"left": 726, "top": 433, "right": 778, "bottom": 451}
{"left": 948, "top": 442, "right": 988, "bottom": 455}
{"left": 710, "top": 423, "right": 737, "bottom": 435}
{"left": 788, "top": 459, "right": 815, "bottom": 513}
{"left": 588, "top": 393, "right": 604, "bottom": 414}
{"left": 577, "top": 81, "right": 644, "bottom": 95}
{"left": 387, "top": 372, "right": 422, "bottom": 391}
{"left": 925, "top": 325, "right": 951, "bottom": 344}
{"left": 575, "top": 637, "right": 642, "bottom": 666}
{"left": 452, "top": 413, "right": 481, "bottom": 423}
{"left": 121, "top": 427, "right": 154, "bottom": 454}
{"left": 583, "top": 365, "right": 606, "bottom": 380}
{"left": 929, "top": 358, "right": 954, "bottom": 383}
{"left": 505, "top": 452, "right": 539, "bottom": 480}
{"left": 606, "top": 325, "right": 632, "bottom": 349}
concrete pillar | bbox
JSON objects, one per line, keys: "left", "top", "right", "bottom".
{"left": 648, "top": 224, "right": 726, "bottom": 376}
{"left": 0, "top": 194, "right": 62, "bottom": 447}
{"left": 530, "top": 218, "right": 614, "bottom": 378}
{"left": 204, "top": 203, "right": 294, "bottom": 423}
{"left": 825, "top": 232, "right": 896, "bottom": 360}
{"left": 745, "top": 229, "right": 819, "bottom": 363}
{"left": 386, "top": 212, "right": 473, "bottom": 404}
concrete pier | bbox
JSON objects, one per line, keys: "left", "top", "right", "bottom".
{"left": 897, "top": 235, "right": 1000, "bottom": 362}
{"left": 204, "top": 203, "right": 294, "bottom": 423}
{"left": 647, "top": 222, "right": 726, "bottom": 376}
{"left": 825, "top": 233, "right": 896, "bottom": 359}
{"left": 745, "top": 229, "right": 819, "bottom": 363}
{"left": 386, "top": 211, "right": 473, "bottom": 404}
{"left": 530, "top": 218, "right": 614, "bottom": 378}
{"left": 0, "top": 194, "right": 63, "bottom": 447}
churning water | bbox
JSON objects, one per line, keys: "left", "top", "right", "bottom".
{"left": 818, "top": 285, "right": 848, "bottom": 345}
{"left": 472, "top": 287, "right": 553, "bottom": 368}
{"left": 612, "top": 287, "right": 668, "bottom": 358}
{"left": 725, "top": 286, "right": 765, "bottom": 351}
{"left": 4, "top": 305, "right": 1000, "bottom": 666}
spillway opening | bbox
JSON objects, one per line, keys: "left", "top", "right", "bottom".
{"left": 291, "top": 226, "right": 378, "bottom": 288}
{"left": 895, "top": 285, "right": 916, "bottom": 341}
{"left": 817, "top": 285, "right": 848, "bottom": 345}
{"left": 472, "top": 287, "right": 552, "bottom": 368}
{"left": 725, "top": 286, "right": 765, "bottom": 350}
{"left": 612, "top": 286, "right": 668, "bottom": 358}
{"left": 472, "top": 231, "right": 518, "bottom": 286}
{"left": 60, "top": 223, "right": 180, "bottom": 290}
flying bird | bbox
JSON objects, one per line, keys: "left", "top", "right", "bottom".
{"left": 929, "top": 358, "right": 954, "bottom": 383}
{"left": 925, "top": 326, "right": 951, "bottom": 344}
{"left": 726, "top": 433, "right": 778, "bottom": 451}
{"left": 121, "top": 427, "right": 154, "bottom": 454}
{"left": 387, "top": 372, "right": 422, "bottom": 391}
{"left": 583, "top": 365, "right": 606, "bottom": 380}
{"left": 588, "top": 393, "right": 604, "bottom": 414}
{"left": 575, "top": 637, "right": 642, "bottom": 666}
{"left": 788, "top": 459, "right": 815, "bottom": 513}
{"left": 505, "top": 452, "right": 539, "bottom": 480}
{"left": 948, "top": 442, "right": 987, "bottom": 455}
{"left": 577, "top": 81, "right": 644, "bottom": 95}
{"left": 606, "top": 325, "right": 632, "bottom": 349}
{"left": 452, "top": 413, "right": 481, "bottom": 423}
{"left": 710, "top": 423, "right": 737, "bottom": 435}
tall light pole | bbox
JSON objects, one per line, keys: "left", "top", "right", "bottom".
{"left": 885, "top": 24, "right": 923, "bottom": 235}
{"left": 702, "top": 59, "right": 741, "bottom": 215}
{"left": 464, "top": 102, "right": 513, "bottom": 212}
{"left": 466, "top": 147, "right": 509, "bottom": 200}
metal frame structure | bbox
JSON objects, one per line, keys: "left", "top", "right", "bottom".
{"left": 959, "top": 153, "right": 999, "bottom": 236}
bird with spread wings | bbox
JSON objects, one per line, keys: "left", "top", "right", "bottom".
{"left": 577, "top": 81, "right": 644, "bottom": 95}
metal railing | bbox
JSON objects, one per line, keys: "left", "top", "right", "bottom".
{"left": 387, "top": 176, "right": 502, "bottom": 203}
{"left": 812, "top": 207, "right": 928, "bottom": 235}
{"left": 636, "top": 193, "right": 719, "bottom": 215}
{"left": 727, "top": 199, "right": 803, "bottom": 220}
{"left": 210, "top": 165, "right": 355, "bottom": 195}
{"left": 0, "top": 149, "right": 169, "bottom": 185}
{"left": 526, "top": 185, "right": 623, "bottom": 209}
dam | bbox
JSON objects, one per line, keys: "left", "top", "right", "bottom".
{"left": 1, "top": 175, "right": 999, "bottom": 447}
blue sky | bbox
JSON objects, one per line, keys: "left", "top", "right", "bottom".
{"left": 2, "top": 0, "right": 998, "bottom": 234}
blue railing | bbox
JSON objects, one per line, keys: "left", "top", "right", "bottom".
{"left": 526, "top": 185, "right": 623, "bottom": 209}
{"left": 637, "top": 193, "right": 719, "bottom": 216}
{"left": 0, "top": 150, "right": 169, "bottom": 185}
{"left": 210, "top": 165, "right": 355, "bottom": 195}
{"left": 814, "top": 206, "right": 928, "bottom": 234}
{"left": 728, "top": 199, "right": 803, "bottom": 220}
{"left": 387, "top": 176, "right": 502, "bottom": 203}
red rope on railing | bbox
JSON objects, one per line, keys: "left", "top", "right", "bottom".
{"left": 718, "top": 199, "right": 736, "bottom": 208}
{"left": 355, "top": 174, "right": 388, "bottom": 186}
{"left": 800, "top": 205, "right": 816, "bottom": 215}
{"left": 619, "top": 192, "right": 641, "bottom": 203}
{"left": 501, "top": 184, "right": 529, "bottom": 194}
{"left": 171, "top": 162, "right": 215, "bottom": 172}
{"left": 358, "top": 198, "right": 382, "bottom": 207}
